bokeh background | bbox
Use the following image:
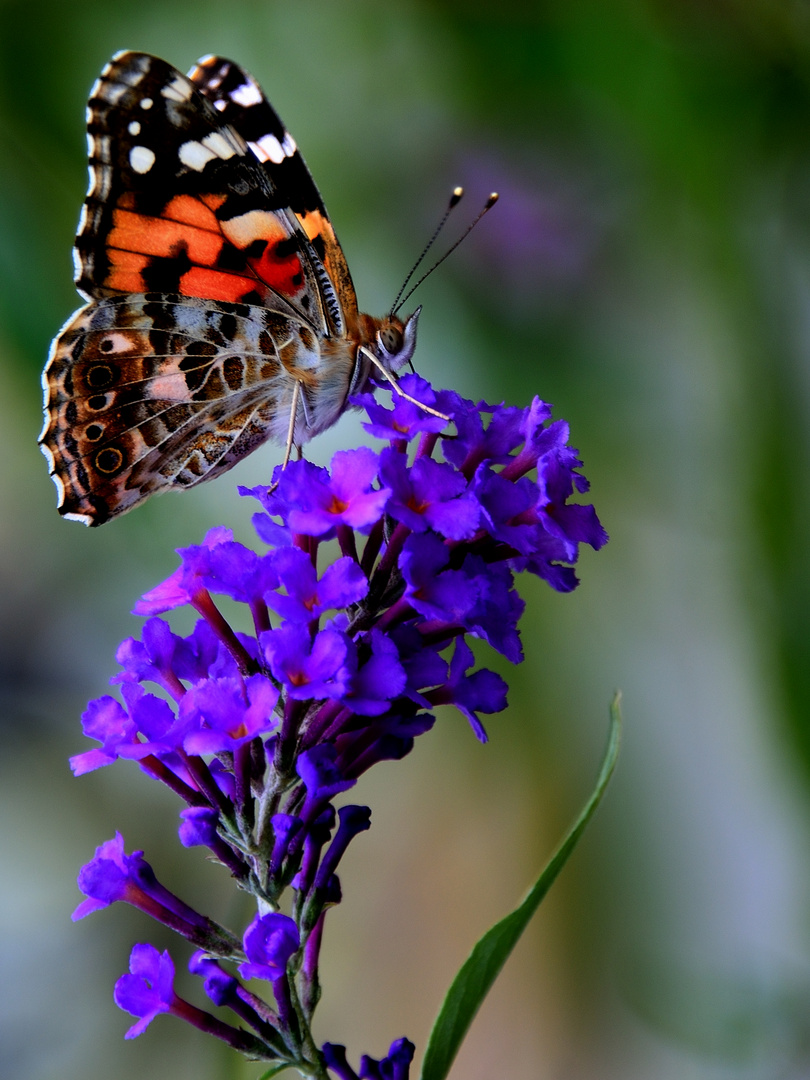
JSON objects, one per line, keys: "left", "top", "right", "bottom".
{"left": 4, "top": 1, "right": 810, "bottom": 1077}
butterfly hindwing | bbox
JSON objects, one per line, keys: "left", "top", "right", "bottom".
{"left": 41, "top": 293, "right": 328, "bottom": 524}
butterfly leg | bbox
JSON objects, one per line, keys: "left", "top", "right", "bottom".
{"left": 358, "top": 347, "right": 449, "bottom": 421}
{"left": 267, "top": 380, "right": 302, "bottom": 493}
{"left": 281, "top": 380, "right": 301, "bottom": 470}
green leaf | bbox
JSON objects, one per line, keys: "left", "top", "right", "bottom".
{"left": 254, "top": 1062, "right": 297, "bottom": 1079}
{"left": 419, "top": 693, "right": 622, "bottom": 1080}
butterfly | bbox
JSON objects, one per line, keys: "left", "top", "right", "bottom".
{"left": 39, "top": 51, "right": 435, "bottom": 526}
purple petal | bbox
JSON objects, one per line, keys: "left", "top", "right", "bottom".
{"left": 240, "top": 913, "right": 299, "bottom": 982}
{"left": 114, "top": 944, "right": 175, "bottom": 1038}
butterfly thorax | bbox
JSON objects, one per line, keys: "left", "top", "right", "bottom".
{"left": 306, "top": 307, "right": 418, "bottom": 436}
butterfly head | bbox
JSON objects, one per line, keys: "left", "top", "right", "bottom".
{"left": 373, "top": 305, "right": 421, "bottom": 374}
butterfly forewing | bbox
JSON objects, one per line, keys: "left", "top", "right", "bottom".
{"left": 188, "top": 55, "right": 358, "bottom": 333}
{"left": 77, "top": 51, "right": 330, "bottom": 324}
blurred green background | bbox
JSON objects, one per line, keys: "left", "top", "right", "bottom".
{"left": 4, "top": 0, "right": 810, "bottom": 1077}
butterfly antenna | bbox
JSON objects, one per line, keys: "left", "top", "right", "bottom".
{"left": 389, "top": 186, "right": 465, "bottom": 315}
{"left": 393, "top": 192, "right": 499, "bottom": 314}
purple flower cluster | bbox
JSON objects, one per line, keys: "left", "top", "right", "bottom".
{"left": 71, "top": 375, "right": 606, "bottom": 1077}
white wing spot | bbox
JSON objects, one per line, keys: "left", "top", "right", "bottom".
{"left": 129, "top": 145, "right": 156, "bottom": 174}
{"left": 231, "top": 80, "right": 263, "bottom": 107}
{"left": 128, "top": 120, "right": 141, "bottom": 136}
{"left": 140, "top": 97, "right": 153, "bottom": 110}
{"left": 250, "top": 133, "right": 285, "bottom": 164}
{"left": 98, "top": 333, "right": 135, "bottom": 354}
{"left": 96, "top": 80, "right": 129, "bottom": 107}
{"left": 201, "top": 130, "right": 238, "bottom": 159}
{"left": 178, "top": 139, "right": 217, "bottom": 171}
{"left": 221, "top": 208, "right": 285, "bottom": 249}
{"left": 161, "top": 76, "right": 192, "bottom": 103}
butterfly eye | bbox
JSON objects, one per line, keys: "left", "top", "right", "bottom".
{"left": 380, "top": 325, "right": 403, "bottom": 355}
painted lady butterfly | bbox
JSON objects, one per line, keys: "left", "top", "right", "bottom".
{"left": 40, "top": 52, "right": 430, "bottom": 526}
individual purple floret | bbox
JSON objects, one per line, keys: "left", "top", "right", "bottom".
{"left": 73, "top": 833, "right": 240, "bottom": 954}
{"left": 426, "top": 638, "right": 509, "bottom": 743}
{"left": 114, "top": 944, "right": 273, "bottom": 1057}
{"left": 178, "top": 807, "right": 219, "bottom": 848}
{"left": 71, "top": 375, "right": 606, "bottom": 1074}
{"left": 133, "top": 526, "right": 235, "bottom": 616}
{"left": 180, "top": 673, "right": 280, "bottom": 754}
{"left": 380, "top": 449, "right": 480, "bottom": 539}
{"left": 240, "top": 912, "right": 300, "bottom": 983}
{"left": 263, "top": 622, "right": 352, "bottom": 701}
{"left": 268, "top": 548, "right": 368, "bottom": 623}
{"left": 255, "top": 448, "right": 392, "bottom": 538}
{"left": 114, "top": 944, "right": 177, "bottom": 1038}
{"left": 356, "top": 374, "right": 452, "bottom": 441}
{"left": 322, "top": 1036, "right": 416, "bottom": 1080}
{"left": 360, "top": 1037, "right": 417, "bottom": 1080}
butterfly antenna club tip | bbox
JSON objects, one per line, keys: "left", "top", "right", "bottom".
{"left": 394, "top": 190, "right": 500, "bottom": 312}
